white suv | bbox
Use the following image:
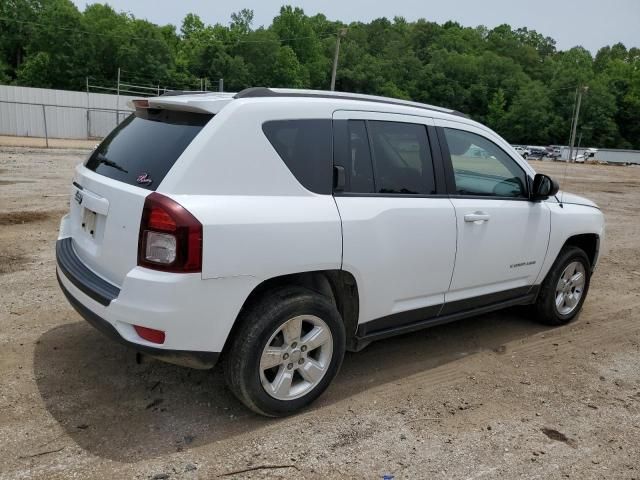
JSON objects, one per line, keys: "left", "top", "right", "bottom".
{"left": 56, "top": 88, "right": 604, "bottom": 416}
{"left": 513, "top": 145, "right": 530, "bottom": 158}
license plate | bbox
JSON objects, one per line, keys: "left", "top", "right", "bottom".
{"left": 81, "top": 208, "right": 97, "bottom": 236}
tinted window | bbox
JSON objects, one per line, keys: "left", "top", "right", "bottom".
{"left": 85, "top": 109, "right": 212, "bottom": 190}
{"left": 262, "top": 119, "right": 332, "bottom": 194}
{"left": 443, "top": 128, "right": 527, "bottom": 198}
{"left": 332, "top": 120, "right": 375, "bottom": 193}
{"left": 368, "top": 121, "right": 435, "bottom": 195}
{"left": 346, "top": 120, "right": 375, "bottom": 193}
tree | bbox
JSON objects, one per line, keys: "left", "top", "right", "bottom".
{"left": 271, "top": 45, "right": 306, "bottom": 87}
{"left": 1, "top": 3, "right": 637, "bottom": 149}
{"left": 486, "top": 88, "right": 507, "bottom": 133}
{"left": 16, "top": 0, "right": 85, "bottom": 89}
{"left": 16, "top": 51, "right": 52, "bottom": 87}
{"left": 230, "top": 9, "right": 254, "bottom": 35}
{"left": 503, "top": 82, "right": 554, "bottom": 144}
{"left": 0, "top": 0, "right": 43, "bottom": 77}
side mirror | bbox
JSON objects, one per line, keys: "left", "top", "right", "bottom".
{"left": 531, "top": 173, "right": 559, "bottom": 201}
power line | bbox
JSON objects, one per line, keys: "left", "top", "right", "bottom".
{"left": 0, "top": 16, "right": 339, "bottom": 46}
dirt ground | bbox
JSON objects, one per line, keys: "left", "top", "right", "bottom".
{"left": 0, "top": 146, "right": 639, "bottom": 480}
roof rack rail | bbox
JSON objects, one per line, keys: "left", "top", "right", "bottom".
{"left": 234, "top": 87, "right": 468, "bottom": 118}
{"left": 159, "top": 90, "right": 210, "bottom": 97}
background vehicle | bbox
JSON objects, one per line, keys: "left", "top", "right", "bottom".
{"left": 546, "top": 146, "right": 562, "bottom": 160}
{"left": 574, "top": 148, "right": 598, "bottom": 163}
{"left": 56, "top": 88, "right": 604, "bottom": 416}
{"left": 513, "top": 146, "right": 530, "bottom": 158}
{"left": 527, "top": 146, "right": 548, "bottom": 159}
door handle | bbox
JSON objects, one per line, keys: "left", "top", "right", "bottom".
{"left": 464, "top": 212, "right": 490, "bottom": 223}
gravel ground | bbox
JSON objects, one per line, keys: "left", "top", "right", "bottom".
{"left": 0, "top": 147, "right": 639, "bottom": 479}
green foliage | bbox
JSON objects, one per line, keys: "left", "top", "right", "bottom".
{"left": 486, "top": 88, "right": 507, "bottom": 132}
{"left": 0, "top": 2, "right": 638, "bottom": 147}
{"left": 0, "top": 57, "right": 9, "bottom": 83}
{"left": 16, "top": 51, "right": 52, "bottom": 87}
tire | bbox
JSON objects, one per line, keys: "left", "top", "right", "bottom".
{"left": 223, "top": 286, "right": 346, "bottom": 417}
{"left": 532, "top": 246, "right": 591, "bottom": 326}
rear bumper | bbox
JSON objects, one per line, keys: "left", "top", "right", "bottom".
{"left": 57, "top": 271, "right": 218, "bottom": 369}
{"left": 55, "top": 238, "right": 221, "bottom": 369}
{"left": 56, "top": 237, "right": 120, "bottom": 306}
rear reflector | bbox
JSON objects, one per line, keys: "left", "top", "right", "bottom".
{"left": 134, "top": 325, "right": 166, "bottom": 344}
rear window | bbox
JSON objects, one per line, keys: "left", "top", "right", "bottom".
{"left": 85, "top": 109, "right": 212, "bottom": 190}
{"left": 262, "top": 119, "right": 332, "bottom": 194}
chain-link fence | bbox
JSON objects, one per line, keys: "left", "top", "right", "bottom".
{"left": 0, "top": 99, "right": 133, "bottom": 147}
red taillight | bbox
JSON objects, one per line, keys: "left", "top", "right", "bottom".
{"left": 148, "top": 206, "right": 177, "bottom": 231}
{"left": 138, "top": 192, "right": 202, "bottom": 273}
{"left": 134, "top": 325, "right": 165, "bottom": 344}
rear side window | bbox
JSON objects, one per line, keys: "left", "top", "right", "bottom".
{"left": 262, "top": 119, "right": 332, "bottom": 194}
{"left": 333, "top": 120, "right": 375, "bottom": 193}
{"left": 85, "top": 109, "right": 212, "bottom": 190}
{"left": 368, "top": 121, "right": 436, "bottom": 195}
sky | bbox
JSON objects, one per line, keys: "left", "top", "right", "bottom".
{"left": 70, "top": 0, "right": 640, "bottom": 54}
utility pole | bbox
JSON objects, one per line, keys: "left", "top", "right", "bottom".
{"left": 330, "top": 28, "right": 347, "bottom": 91}
{"left": 567, "top": 87, "right": 578, "bottom": 158}
{"left": 116, "top": 67, "right": 121, "bottom": 125}
{"left": 568, "top": 85, "right": 587, "bottom": 163}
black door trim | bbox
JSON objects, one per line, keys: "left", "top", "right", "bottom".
{"left": 427, "top": 124, "right": 447, "bottom": 195}
{"left": 439, "top": 285, "right": 532, "bottom": 316}
{"left": 435, "top": 126, "right": 457, "bottom": 193}
{"left": 357, "top": 303, "right": 442, "bottom": 337}
{"left": 355, "top": 285, "right": 540, "bottom": 344}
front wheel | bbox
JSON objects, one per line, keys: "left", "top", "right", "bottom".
{"left": 532, "top": 247, "right": 591, "bottom": 325}
{"left": 223, "top": 287, "right": 346, "bottom": 417}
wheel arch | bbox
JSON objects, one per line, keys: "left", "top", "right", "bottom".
{"left": 221, "top": 270, "right": 360, "bottom": 356}
{"left": 561, "top": 233, "right": 600, "bottom": 270}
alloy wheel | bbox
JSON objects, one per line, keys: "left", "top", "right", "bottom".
{"left": 259, "top": 315, "right": 333, "bottom": 400}
{"left": 555, "top": 261, "right": 586, "bottom": 315}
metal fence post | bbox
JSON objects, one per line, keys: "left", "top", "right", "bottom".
{"left": 41, "top": 104, "right": 49, "bottom": 148}
{"left": 86, "top": 76, "right": 90, "bottom": 137}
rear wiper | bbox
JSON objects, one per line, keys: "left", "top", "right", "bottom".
{"left": 96, "top": 153, "right": 128, "bottom": 173}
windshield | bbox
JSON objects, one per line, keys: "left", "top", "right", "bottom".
{"left": 85, "top": 109, "right": 212, "bottom": 190}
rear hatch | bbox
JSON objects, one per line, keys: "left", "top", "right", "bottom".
{"left": 68, "top": 108, "right": 212, "bottom": 286}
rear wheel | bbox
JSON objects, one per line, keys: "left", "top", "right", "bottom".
{"left": 532, "top": 247, "right": 591, "bottom": 325}
{"left": 223, "top": 287, "right": 346, "bottom": 417}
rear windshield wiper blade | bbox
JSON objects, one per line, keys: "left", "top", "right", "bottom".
{"left": 96, "top": 153, "right": 128, "bottom": 173}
